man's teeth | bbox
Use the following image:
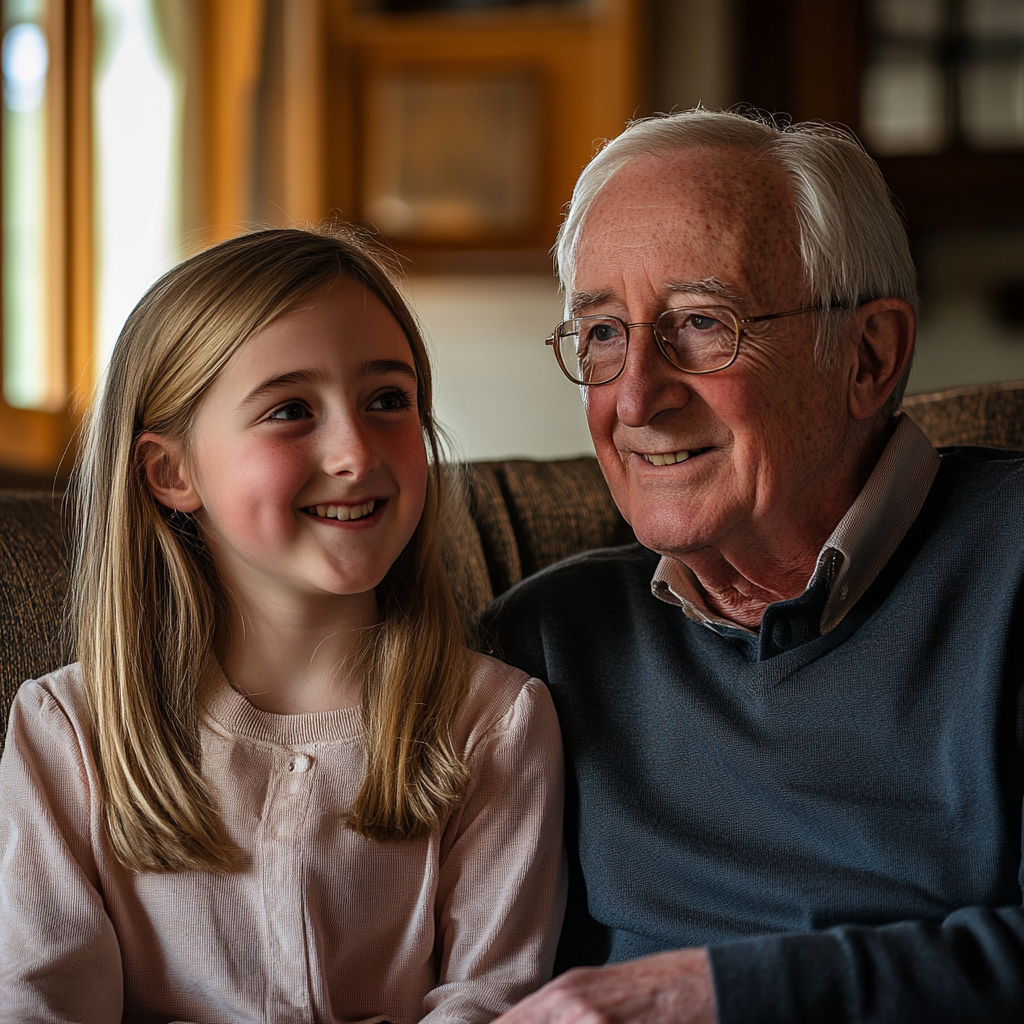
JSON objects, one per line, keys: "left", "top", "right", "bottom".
{"left": 644, "top": 450, "right": 691, "bottom": 466}
{"left": 311, "top": 500, "right": 376, "bottom": 521}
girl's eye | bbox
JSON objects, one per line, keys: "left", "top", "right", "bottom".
{"left": 268, "top": 401, "right": 309, "bottom": 422}
{"left": 368, "top": 389, "right": 412, "bottom": 412}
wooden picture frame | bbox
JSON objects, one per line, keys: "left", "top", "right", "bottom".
{"left": 361, "top": 62, "right": 546, "bottom": 244}
{"left": 326, "top": 0, "right": 646, "bottom": 262}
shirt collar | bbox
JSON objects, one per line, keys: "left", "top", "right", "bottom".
{"left": 650, "top": 413, "right": 940, "bottom": 636}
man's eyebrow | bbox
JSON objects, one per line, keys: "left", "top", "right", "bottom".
{"left": 567, "top": 290, "right": 614, "bottom": 317}
{"left": 238, "top": 368, "right": 329, "bottom": 409}
{"left": 361, "top": 358, "right": 418, "bottom": 382}
{"left": 567, "top": 280, "right": 742, "bottom": 318}
{"left": 663, "top": 278, "right": 743, "bottom": 303}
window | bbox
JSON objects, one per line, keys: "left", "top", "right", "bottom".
{"left": 862, "top": 0, "right": 1024, "bottom": 155}
{"left": 0, "top": 0, "right": 91, "bottom": 478}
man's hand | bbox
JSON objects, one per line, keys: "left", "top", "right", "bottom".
{"left": 494, "top": 948, "right": 717, "bottom": 1024}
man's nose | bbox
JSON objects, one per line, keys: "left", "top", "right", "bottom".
{"left": 613, "top": 325, "right": 690, "bottom": 427}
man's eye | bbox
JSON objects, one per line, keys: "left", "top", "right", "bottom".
{"left": 368, "top": 390, "right": 412, "bottom": 412}
{"left": 584, "top": 320, "right": 623, "bottom": 344}
{"left": 688, "top": 314, "right": 721, "bottom": 331}
{"left": 268, "top": 402, "right": 309, "bottom": 421}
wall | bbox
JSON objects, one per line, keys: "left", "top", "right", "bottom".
{"left": 908, "top": 229, "right": 1024, "bottom": 393}
{"left": 402, "top": 275, "right": 590, "bottom": 461}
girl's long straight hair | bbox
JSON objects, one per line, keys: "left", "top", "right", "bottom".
{"left": 69, "top": 227, "right": 469, "bottom": 872}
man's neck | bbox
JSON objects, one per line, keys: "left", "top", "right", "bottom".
{"left": 678, "top": 544, "right": 820, "bottom": 629}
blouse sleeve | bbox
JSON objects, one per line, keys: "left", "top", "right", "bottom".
{"left": 0, "top": 677, "right": 123, "bottom": 1024}
{"left": 424, "top": 674, "right": 568, "bottom": 1024}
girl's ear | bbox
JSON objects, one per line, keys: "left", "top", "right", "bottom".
{"left": 135, "top": 432, "right": 203, "bottom": 512}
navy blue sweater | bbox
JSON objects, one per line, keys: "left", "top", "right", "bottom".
{"left": 481, "top": 448, "right": 1024, "bottom": 1024}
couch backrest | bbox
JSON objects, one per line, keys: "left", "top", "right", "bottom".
{"left": 0, "top": 491, "right": 69, "bottom": 737}
{"left": 3, "top": 381, "right": 1024, "bottom": 749}
{"left": 901, "top": 381, "right": 1024, "bottom": 448}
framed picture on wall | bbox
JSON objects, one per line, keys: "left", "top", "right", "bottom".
{"left": 326, "top": 0, "right": 645, "bottom": 258}
{"left": 361, "top": 65, "right": 545, "bottom": 243}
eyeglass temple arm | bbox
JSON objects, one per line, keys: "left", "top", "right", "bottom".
{"left": 740, "top": 305, "right": 823, "bottom": 326}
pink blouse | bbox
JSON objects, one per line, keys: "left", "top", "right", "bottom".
{"left": 0, "top": 655, "right": 566, "bottom": 1024}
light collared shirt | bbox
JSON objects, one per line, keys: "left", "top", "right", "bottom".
{"left": 651, "top": 413, "right": 941, "bottom": 636}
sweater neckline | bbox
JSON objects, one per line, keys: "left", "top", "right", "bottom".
{"left": 201, "top": 662, "right": 364, "bottom": 746}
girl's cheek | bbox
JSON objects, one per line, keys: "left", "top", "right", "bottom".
{"left": 400, "top": 432, "right": 430, "bottom": 499}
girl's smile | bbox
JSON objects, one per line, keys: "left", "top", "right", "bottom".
{"left": 303, "top": 498, "right": 381, "bottom": 522}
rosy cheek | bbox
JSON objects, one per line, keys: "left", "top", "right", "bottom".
{"left": 398, "top": 434, "right": 429, "bottom": 507}
{"left": 203, "top": 438, "right": 304, "bottom": 533}
{"left": 583, "top": 391, "right": 620, "bottom": 464}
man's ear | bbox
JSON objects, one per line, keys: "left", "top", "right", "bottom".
{"left": 846, "top": 298, "right": 916, "bottom": 421}
{"left": 135, "top": 432, "right": 202, "bottom": 512}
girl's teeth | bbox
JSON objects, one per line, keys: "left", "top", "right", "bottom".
{"left": 311, "top": 500, "right": 376, "bottom": 520}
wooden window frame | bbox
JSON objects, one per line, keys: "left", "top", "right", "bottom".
{"left": 0, "top": 0, "right": 92, "bottom": 480}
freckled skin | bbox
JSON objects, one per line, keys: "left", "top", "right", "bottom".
{"left": 140, "top": 279, "right": 429, "bottom": 713}
{"left": 186, "top": 281, "right": 428, "bottom": 606}
{"left": 574, "top": 149, "right": 900, "bottom": 626}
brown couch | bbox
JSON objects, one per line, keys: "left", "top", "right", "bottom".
{"left": 2, "top": 381, "right": 1024, "bottom": 753}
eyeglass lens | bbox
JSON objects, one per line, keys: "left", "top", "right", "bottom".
{"left": 554, "top": 308, "right": 740, "bottom": 384}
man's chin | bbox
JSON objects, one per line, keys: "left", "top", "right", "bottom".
{"left": 630, "top": 518, "right": 719, "bottom": 561}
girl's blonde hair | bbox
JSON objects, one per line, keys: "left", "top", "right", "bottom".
{"left": 70, "top": 226, "right": 469, "bottom": 872}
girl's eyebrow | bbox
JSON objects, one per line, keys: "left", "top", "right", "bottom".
{"left": 362, "top": 358, "right": 417, "bottom": 382}
{"left": 238, "top": 368, "right": 328, "bottom": 409}
{"left": 238, "top": 361, "right": 417, "bottom": 410}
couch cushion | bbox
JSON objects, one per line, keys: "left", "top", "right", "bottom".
{"left": 466, "top": 457, "right": 633, "bottom": 600}
{"left": 903, "top": 381, "right": 1024, "bottom": 449}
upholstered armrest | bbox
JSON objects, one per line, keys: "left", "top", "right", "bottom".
{"left": 903, "top": 381, "right": 1024, "bottom": 449}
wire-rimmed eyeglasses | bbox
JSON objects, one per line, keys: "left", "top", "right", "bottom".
{"left": 545, "top": 305, "right": 821, "bottom": 385}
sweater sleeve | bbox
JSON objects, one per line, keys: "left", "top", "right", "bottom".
{"left": 0, "top": 677, "right": 124, "bottom": 1024}
{"left": 422, "top": 674, "right": 568, "bottom": 1024}
{"left": 709, "top": 903, "right": 1024, "bottom": 1024}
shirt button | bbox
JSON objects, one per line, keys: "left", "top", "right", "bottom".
{"left": 287, "top": 753, "right": 312, "bottom": 773}
{"left": 839, "top": 584, "right": 849, "bottom": 601}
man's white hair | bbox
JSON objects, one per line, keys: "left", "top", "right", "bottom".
{"left": 555, "top": 109, "right": 918, "bottom": 412}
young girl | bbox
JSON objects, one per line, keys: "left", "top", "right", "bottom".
{"left": 0, "top": 228, "right": 565, "bottom": 1023}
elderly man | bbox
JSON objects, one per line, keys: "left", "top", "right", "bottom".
{"left": 481, "top": 110, "right": 1024, "bottom": 1023}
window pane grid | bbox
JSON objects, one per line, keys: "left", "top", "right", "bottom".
{"left": 862, "top": 0, "right": 1024, "bottom": 155}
